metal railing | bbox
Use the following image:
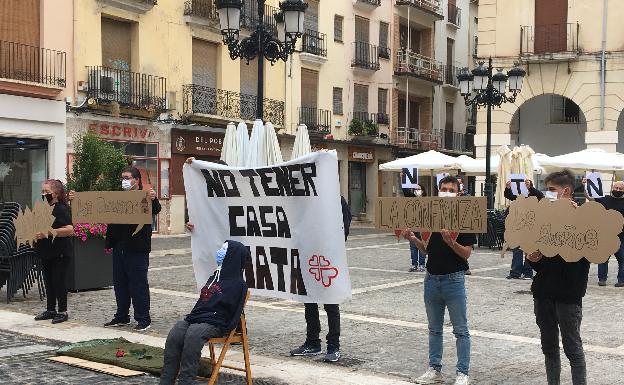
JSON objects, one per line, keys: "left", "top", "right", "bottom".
{"left": 448, "top": 3, "right": 461, "bottom": 26}
{"left": 352, "top": 42, "right": 380, "bottom": 70}
{"left": 520, "top": 23, "right": 579, "bottom": 55}
{"left": 241, "top": 1, "right": 279, "bottom": 34}
{"left": 378, "top": 46, "right": 391, "bottom": 59}
{"left": 302, "top": 29, "right": 327, "bottom": 57}
{"left": 391, "top": 128, "right": 442, "bottom": 150}
{"left": 183, "top": 0, "right": 217, "bottom": 19}
{"left": 299, "top": 107, "right": 331, "bottom": 133}
{"left": 442, "top": 131, "right": 473, "bottom": 152}
{"left": 356, "top": 0, "right": 381, "bottom": 6}
{"left": 87, "top": 66, "right": 167, "bottom": 111}
{"left": 395, "top": 49, "right": 442, "bottom": 82}
{"left": 396, "top": 0, "right": 443, "bottom": 16}
{"left": 442, "top": 64, "right": 460, "bottom": 87}
{"left": 0, "top": 40, "right": 66, "bottom": 88}
{"left": 183, "top": 84, "right": 284, "bottom": 126}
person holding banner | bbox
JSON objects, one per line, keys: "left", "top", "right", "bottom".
{"left": 402, "top": 183, "right": 428, "bottom": 272}
{"left": 103, "top": 166, "right": 161, "bottom": 331}
{"left": 582, "top": 178, "right": 624, "bottom": 287}
{"left": 526, "top": 170, "right": 589, "bottom": 385}
{"left": 402, "top": 175, "right": 476, "bottom": 385}
{"left": 504, "top": 179, "right": 544, "bottom": 280}
{"left": 34, "top": 179, "right": 74, "bottom": 324}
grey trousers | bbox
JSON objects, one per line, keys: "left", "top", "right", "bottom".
{"left": 534, "top": 298, "right": 587, "bottom": 385}
{"left": 160, "top": 320, "right": 222, "bottom": 385}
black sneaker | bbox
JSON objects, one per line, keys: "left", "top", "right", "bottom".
{"left": 34, "top": 310, "right": 56, "bottom": 321}
{"left": 289, "top": 344, "right": 322, "bottom": 356}
{"left": 324, "top": 348, "right": 341, "bottom": 362}
{"left": 465, "top": 269, "right": 472, "bottom": 275}
{"left": 104, "top": 318, "right": 130, "bottom": 327}
{"left": 506, "top": 275, "right": 521, "bottom": 280}
{"left": 134, "top": 323, "right": 151, "bottom": 332}
{"left": 52, "top": 312, "right": 68, "bottom": 324}
{"left": 408, "top": 266, "right": 418, "bottom": 272}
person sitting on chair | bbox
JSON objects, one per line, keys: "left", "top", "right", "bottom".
{"left": 160, "top": 241, "right": 249, "bottom": 385}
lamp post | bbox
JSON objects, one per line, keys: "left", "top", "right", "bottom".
{"left": 457, "top": 57, "right": 526, "bottom": 209}
{"left": 215, "top": 0, "right": 307, "bottom": 120}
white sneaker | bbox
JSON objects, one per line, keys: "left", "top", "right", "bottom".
{"left": 415, "top": 367, "right": 444, "bottom": 384}
{"left": 454, "top": 372, "right": 470, "bottom": 385}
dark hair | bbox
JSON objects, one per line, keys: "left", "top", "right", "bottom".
{"left": 122, "top": 166, "right": 143, "bottom": 190}
{"left": 416, "top": 183, "right": 428, "bottom": 197}
{"left": 544, "top": 169, "right": 575, "bottom": 191}
{"left": 439, "top": 175, "right": 460, "bottom": 191}
{"left": 43, "top": 179, "right": 67, "bottom": 204}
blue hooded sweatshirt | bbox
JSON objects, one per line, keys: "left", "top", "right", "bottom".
{"left": 185, "top": 240, "right": 249, "bottom": 332}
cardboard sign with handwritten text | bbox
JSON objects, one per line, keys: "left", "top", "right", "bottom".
{"left": 71, "top": 191, "right": 152, "bottom": 225}
{"left": 13, "top": 200, "right": 56, "bottom": 247}
{"left": 505, "top": 196, "right": 624, "bottom": 263}
{"left": 375, "top": 197, "right": 487, "bottom": 233}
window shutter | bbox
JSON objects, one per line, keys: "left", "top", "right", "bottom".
{"left": 354, "top": 84, "right": 368, "bottom": 113}
{"left": 333, "top": 87, "right": 343, "bottom": 115}
{"left": 101, "top": 18, "right": 132, "bottom": 68}
{"left": 378, "top": 89, "right": 387, "bottom": 114}
{"left": 192, "top": 39, "right": 218, "bottom": 88}
{"left": 334, "top": 15, "right": 343, "bottom": 42}
{"left": 0, "top": 0, "right": 40, "bottom": 46}
{"left": 301, "top": 68, "right": 319, "bottom": 108}
{"left": 379, "top": 22, "right": 389, "bottom": 48}
{"left": 240, "top": 58, "right": 258, "bottom": 96}
{"left": 304, "top": 0, "right": 319, "bottom": 32}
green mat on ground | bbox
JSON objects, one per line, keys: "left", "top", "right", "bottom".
{"left": 56, "top": 338, "right": 213, "bottom": 377}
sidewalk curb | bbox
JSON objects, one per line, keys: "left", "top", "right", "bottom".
{"left": 0, "top": 310, "right": 414, "bottom": 385}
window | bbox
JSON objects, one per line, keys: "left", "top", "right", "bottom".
{"left": 101, "top": 17, "right": 132, "bottom": 69}
{"left": 378, "top": 89, "right": 387, "bottom": 115}
{"left": 301, "top": 68, "right": 319, "bottom": 108}
{"left": 550, "top": 95, "right": 580, "bottom": 124}
{"left": 354, "top": 84, "right": 369, "bottom": 114}
{"left": 192, "top": 39, "right": 217, "bottom": 88}
{"left": 334, "top": 15, "right": 343, "bottom": 42}
{"left": 333, "top": 87, "right": 343, "bottom": 115}
{"left": 379, "top": 22, "right": 389, "bottom": 48}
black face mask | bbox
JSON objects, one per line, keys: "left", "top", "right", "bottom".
{"left": 612, "top": 190, "right": 624, "bottom": 198}
{"left": 41, "top": 193, "right": 54, "bottom": 204}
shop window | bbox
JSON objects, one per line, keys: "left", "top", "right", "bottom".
{"left": 0, "top": 137, "right": 48, "bottom": 209}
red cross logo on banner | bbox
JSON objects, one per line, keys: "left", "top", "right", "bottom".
{"left": 308, "top": 255, "right": 339, "bottom": 288}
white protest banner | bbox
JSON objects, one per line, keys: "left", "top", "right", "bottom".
{"left": 436, "top": 173, "right": 450, "bottom": 188}
{"left": 509, "top": 174, "right": 529, "bottom": 197}
{"left": 401, "top": 167, "right": 419, "bottom": 189}
{"left": 585, "top": 171, "right": 604, "bottom": 198}
{"left": 183, "top": 151, "right": 351, "bottom": 304}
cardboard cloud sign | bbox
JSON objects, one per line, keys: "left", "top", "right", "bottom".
{"left": 505, "top": 197, "right": 624, "bottom": 263}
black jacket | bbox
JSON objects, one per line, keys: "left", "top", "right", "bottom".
{"left": 529, "top": 256, "right": 590, "bottom": 305}
{"left": 185, "top": 240, "right": 249, "bottom": 332}
{"left": 341, "top": 196, "right": 352, "bottom": 240}
{"left": 105, "top": 197, "right": 161, "bottom": 252}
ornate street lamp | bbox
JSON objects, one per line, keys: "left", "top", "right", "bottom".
{"left": 457, "top": 57, "right": 526, "bottom": 209}
{"left": 215, "top": 0, "right": 307, "bottom": 120}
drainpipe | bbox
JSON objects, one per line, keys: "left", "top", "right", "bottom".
{"left": 600, "top": 0, "right": 608, "bottom": 129}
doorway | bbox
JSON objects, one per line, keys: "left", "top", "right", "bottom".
{"left": 348, "top": 162, "right": 367, "bottom": 217}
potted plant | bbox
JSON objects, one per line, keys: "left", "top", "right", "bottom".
{"left": 66, "top": 131, "right": 128, "bottom": 291}
{"left": 349, "top": 118, "right": 373, "bottom": 142}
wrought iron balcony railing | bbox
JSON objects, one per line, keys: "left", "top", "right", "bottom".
{"left": 183, "top": 0, "right": 277, "bottom": 34}
{"left": 183, "top": 0, "right": 217, "bottom": 19}
{"left": 395, "top": 49, "right": 442, "bottom": 83}
{"left": 352, "top": 42, "right": 380, "bottom": 71}
{"left": 87, "top": 66, "right": 167, "bottom": 112}
{"left": 442, "top": 130, "right": 474, "bottom": 152}
{"left": 0, "top": 40, "right": 66, "bottom": 88}
{"left": 183, "top": 84, "right": 284, "bottom": 126}
{"left": 447, "top": 3, "right": 461, "bottom": 26}
{"left": 396, "top": 0, "right": 443, "bottom": 17}
{"left": 442, "top": 64, "right": 460, "bottom": 87}
{"left": 392, "top": 128, "right": 442, "bottom": 151}
{"left": 299, "top": 106, "right": 331, "bottom": 133}
{"left": 302, "top": 29, "right": 327, "bottom": 57}
{"left": 356, "top": 0, "right": 381, "bottom": 6}
{"left": 520, "top": 23, "right": 579, "bottom": 56}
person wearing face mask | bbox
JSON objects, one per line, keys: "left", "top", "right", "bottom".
{"left": 402, "top": 175, "right": 476, "bottom": 385}
{"left": 103, "top": 166, "right": 161, "bottom": 331}
{"left": 526, "top": 170, "right": 589, "bottom": 385}
{"left": 402, "top": 183, "right": 428, "bottom": 272}
{"left": 582, "top": 179, "right": 624, "bottom": 287}
{"left": 160, "top": 241, "right": 249, "bottom": 385}
{"left": 34, "top": 179, "right": 74, "bottom": 324}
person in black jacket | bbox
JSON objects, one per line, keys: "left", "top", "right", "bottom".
{"left": 34, "top": 179, "right": 74, "bottom": 324}
{"left": 159, "top": 241, "right": 248, "bottom": 385}
{"left": 104, "top": 166, "right": 161, "bottom": 331}
{"left": 526, "top": 170, "right": 589, "bottom": 385}
{"left": 504, "top": 179, "right": 544, "bottom": 279}
{"left": 290, "top": 196, "right": 351, "bottom": 363}
{"left": 402, "top": 183, "right": 428, "bottom": 272}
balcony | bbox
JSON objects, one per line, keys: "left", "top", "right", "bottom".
{"left": 98, "top": 0, "right": 157, "bottom": 14}
{"left": 520, "top": 23, "right": 579, "bottom": 61}
{"left": 395, "top": 50, "right": 442, "bottom": 84}
{"left": 241, "top": 1, "right": 279, "bottom": 35}
{"left": 378, "top": 46, "right": 391, "bottom": 60}
{"left": 300, "top": 29, "right": 328, "bottom": 66}
{"left": 354, "top": 0, "right": 381, "bottom": 10}
{"left": 299, "top": 107, "right": 332, "bottom": 133}
{"left": 392, "top": 128, "right": 473, "bottom": 153}
{"left": 447, "top": 3, "right": 461, "bottom": 27}
{"left": 182, "top": 84, "right": 284, "bottom": 126}
{"left": 87, "top": 66, "right": 167, "bottom": 114}
{"left": 442, "top": 130, "right": 473, "bottom": 153}
{"left": 0, "top": 40, "right": 66, "bottom": 99}
{"left": 442, "top": 64, "right": 460, "bottom": 88}
{"left": 352, "top": 42, "right": 380, "bottom": 71}
{"left": 183, "top": 0, "right": 219, "bottom": 29}
{"left": 395, "top": 0, "right": 444, "bottom": 20}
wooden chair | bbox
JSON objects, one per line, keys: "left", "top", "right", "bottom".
{"left": 205, "top": 291, "right": 252, "bottom": 385}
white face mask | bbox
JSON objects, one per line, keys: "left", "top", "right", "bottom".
{"left": 414, "top": 190, "right": 423, "bottom": 197}
{"left": 545, "top": 191, "right": 558, "bottom": 201}
{"left": 438, "top": 191, "right": 456, "bottom": 198}
{"left": 121, "top": 179, "right": 134, "bottom": 191}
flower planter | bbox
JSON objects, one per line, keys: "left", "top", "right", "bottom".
{"left": 67, "top": 237, "right": 113, "bottom": 291}
{"left": 351, "top": 135, "right": 375, "bottom": 143}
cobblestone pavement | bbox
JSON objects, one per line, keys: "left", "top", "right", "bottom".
{"left": 2, "top": 229, "right": 624, "bottom": 384}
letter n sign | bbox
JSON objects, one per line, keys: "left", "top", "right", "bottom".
{"left": 586, "top": 171, "right": 604, "bottom": 198}
{"left": 402, "top": 167, "right": 418, "bottom": 189}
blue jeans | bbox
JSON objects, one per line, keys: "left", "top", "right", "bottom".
{"left": 510, "top": 247, "right": 533, "bottom": 278}
{"left": 410, "top": 241, "right": 426, "bottom": 267}
{"left": 597, "top": 241, "right": 624, "bottom": 283}
{"left": 424, "top": 271, "right": 471, "bottom": 375}
{"left": 112, "top": 248, "right": 151, "bottom": 324}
